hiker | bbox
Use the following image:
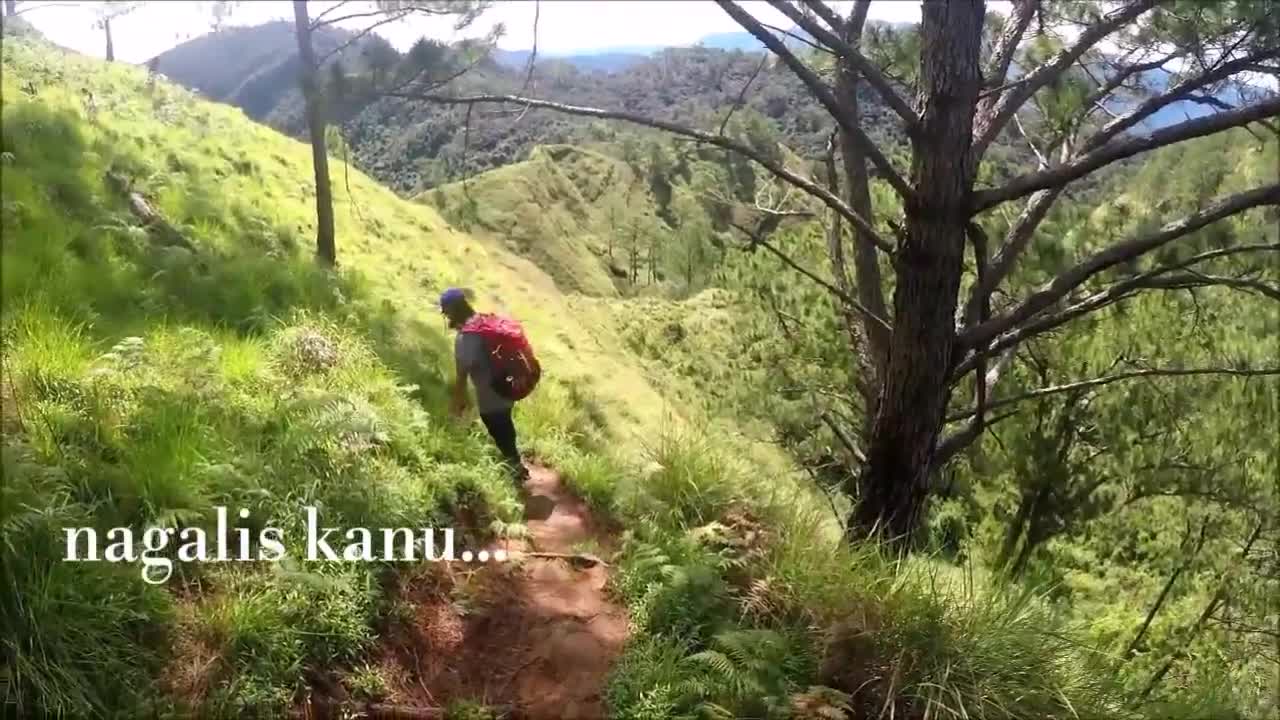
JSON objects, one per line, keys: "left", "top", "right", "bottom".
{"left": 441, "top": 287, "right": 541, "bottom": 482}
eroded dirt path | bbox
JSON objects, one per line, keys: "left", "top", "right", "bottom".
{"left": 347, "top": 464, "right": 629, "bottom": 719}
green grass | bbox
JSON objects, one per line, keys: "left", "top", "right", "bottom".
{"left": 589, "top": 422, "right": 1128, "bottom": 720}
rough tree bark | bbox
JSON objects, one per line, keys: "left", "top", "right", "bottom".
{"left": 848, "top": 0, "right": 986, "bottom": 544}
{"left": 292, "top": 0, "right": 337, "bottom": 267}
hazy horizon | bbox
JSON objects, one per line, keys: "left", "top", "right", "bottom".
{"left": 17, "top": 1, "right": 956, "bottom": 64}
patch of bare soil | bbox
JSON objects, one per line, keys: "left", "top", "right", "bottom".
{"left": 300, "top": 464, "right": 629, "bottom": 720}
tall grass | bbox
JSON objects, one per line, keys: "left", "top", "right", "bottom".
{"left": 599, "top": 426, "right": 1124, "bottom": 720}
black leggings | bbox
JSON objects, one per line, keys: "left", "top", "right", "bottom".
{"left": 479, "top": 409, "right": 521, "bottom": 467}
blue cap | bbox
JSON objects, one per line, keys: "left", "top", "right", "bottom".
{"left": 439, "top": 287, "right": 467, "bottom": 310}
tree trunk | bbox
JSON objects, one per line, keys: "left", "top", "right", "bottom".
{"left": 848, "top": 0, "right": 985, "bottom": 546}
{"left": 4, "top": 0, "right": 15, "bottom": 18}
{"left": 996, "top": 487, "right": 1037, "bottom": 571}
{"left": 823, "top": 143, "right": 867, "bottom": 397}
{"left": 1124, "top": 518, "right": 1209, "bottom": 659}
{"left": 103, "top": 17, "right": 114, "bottom": 62}
{"left": 292, "top": 0, "right": 337, "bottom": 267}
{"left": 835, "top": 2, "right": 890, "bottom": 393}
{"left": 624, "top": 233, "right": 634, "bottom": 283}
{"left": 1004, "top": 470, "right": 1057, "bottom": 577}
{"left": 1137, "top": 521, "right": 1265, "bottom": 703}
{"left": 1009, "top": 522, "right": 1044, "bottom": 578}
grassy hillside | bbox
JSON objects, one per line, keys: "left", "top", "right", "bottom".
{"left": 420, "top": 144, "right": 654, "bottom": 297}
{"left": 5, "top": 34, "right": 725, "bottom": 462}
{"left": 0, "top": 32, "right": 692, "bottom": 716}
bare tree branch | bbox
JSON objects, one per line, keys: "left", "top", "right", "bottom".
{"left": 822, "top": 130, "right": 875, "bottom": 406}
{"left": 11, "top": 2, "right": 81, "bottom": 15}
{"left": 973, "top": 97, "right": 1280, "bottom": 211}
{"left": 316, "top": 10, "right": 412, "bottom": 64}
{"left": 983, "top": 0, "right": 1039, "bottom": 92}
{"left": 714, "top": 0, "right": 917, "bottom": 203}
{"left": 731, "top": 221, "right": 893, "bottom": 336}
{"left": 719, "top": 52, "right": 769, "bottom": 136}
{"left": 948, "top": 367, "right": 1280, "bottom": 423}
{"left": 761, "top": 21, "right": 833, "bottom": 55}
{"left": 960, "top": 48, "right": 1278, "bottom": 326}
{"left": 1085, "top": 48, "right": 1280, "bottom": 149}
{"left": 310, "top": 0, "right": 357, "bottom": 25}
{"left": 971, "top": 0, "right": 1159, "bottom": 161}
{"left": 1124, "top": 516, "right": 1211, "bottom": 659}
{"left": 312, "top": 7, "right": 406, "bottom": 28}
{"left": 935, "top": 348, "right": 1018, "bottom": 464}
{"left": 797, "top": 0, "right": 842, "bottom": 32}
{"left": 385, "top": 50, "right": 487, "bottom": 96}
{"left": 1013, "top": 111, "right": 1051, "bottom": 169}
{"left": 1082, "top": 49, "right": 1186, "bottom": 118}
{"left": 1120, "top": 486, "right": 1251, "bottom": 510}
{"left": 962, "top": 186, "right": 1063, "bottom": 329}
{"left": 520, "top": 0, "right": 539, "bottom": 95}
{"left": 958, "top": 244, "right": 1280, "bottom": 378}
{"left": 844, "top": 0, "right": 869, "bottom": 36}
{"left": 831, "top": 0, "right": 891, "bottom": 379}
{"left": 389, "top": 90, "right": 897, "bottom": 253}
{"left": 821, "top": 411, "right": 867, "bottom": 467}
{"left": 1133, "top": 272, "right": 1280, "bottom": 302}
{"left": 933, "top": 221, "right": 1006, "bottom": 465}
{"left": 1138, "top": 521, "right": 1266, "bottom": 702}
{"left": 961, "top": 183, "right": 1280, "bottom": 354}
{"left": 764, "top": 0, "right": 921, "bottom": 137}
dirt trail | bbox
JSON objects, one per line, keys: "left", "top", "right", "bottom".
{"left": 309, "top": 464, "right": 629, "bottom": 719}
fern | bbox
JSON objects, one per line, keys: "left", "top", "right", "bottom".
{"left": 674, "top": 628, "right": 809, "bottom": 719}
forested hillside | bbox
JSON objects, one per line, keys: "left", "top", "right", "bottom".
{"left": 151, "top": 25, "right": 906, "bottom": 194}
{"left": 151, "top": 16, "right": 1237, "bottom": 199}
{"left": 3, "top": 2, "right": 1278, "bottom": 720}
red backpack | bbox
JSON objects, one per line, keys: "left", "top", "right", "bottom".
{"left": 461, "top": 313, "right": 541, "bottom": 401}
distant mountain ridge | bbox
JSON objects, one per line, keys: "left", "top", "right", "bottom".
{"left": 490, "top": 48, "right": 653, "bottom": 74}
{"left": 486, "top": 27, "right": 857, "bottom": 73}
{"left": 145, "top": 21, "right": 361, "bottom": 121}
{"left": 147, "top": 19, "right": 1241, "bottom": 198}
{"left": 147, "top": 21, "right": 908, "bottom": 195}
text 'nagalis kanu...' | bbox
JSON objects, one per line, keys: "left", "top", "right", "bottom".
{"left": 61, "top": 507, "right": 493, "bottom": 584}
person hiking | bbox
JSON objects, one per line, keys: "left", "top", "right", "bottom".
{"left": 441, "top": 287, "right": 540, "bottom": 482}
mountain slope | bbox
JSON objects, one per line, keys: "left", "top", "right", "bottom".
{"left": 419, "top": 143, "right": 654, "bottom": 297}
{"left": 17, "top": 34, "right": 723, "bottom": 464}
{"left": 147, "top": 21, "right": 368, "bottom": 123}
{"left": 149, "top": 24, "right": 903, "bottom": 194}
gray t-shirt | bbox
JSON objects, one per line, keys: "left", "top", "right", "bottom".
{"left": 456, "top": 331, "right": 512, "bottom": 414}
